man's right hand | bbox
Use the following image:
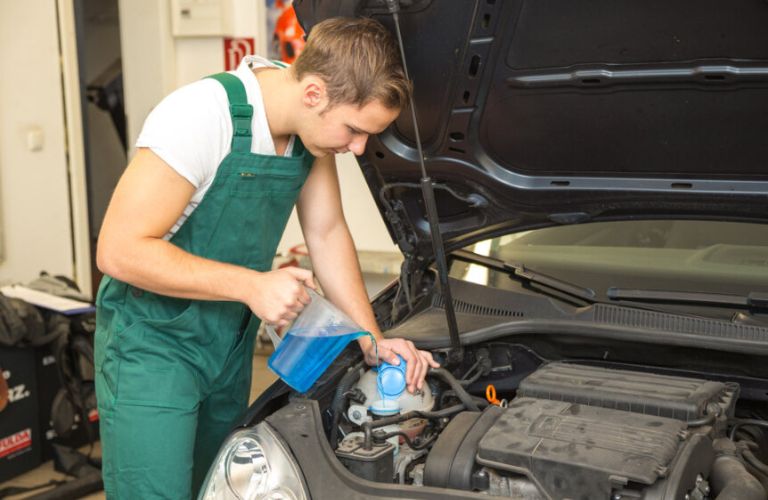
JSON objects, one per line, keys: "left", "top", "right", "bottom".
{"left": 244, "top": 267, "right": 316, "bottom": 327}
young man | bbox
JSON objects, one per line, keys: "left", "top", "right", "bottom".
{"left": 95, "top": 17, "right": 439, "bottom": 498}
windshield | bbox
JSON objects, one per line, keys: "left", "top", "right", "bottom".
{"left": 450, "top": 220, "right": 768, "bottom": 298}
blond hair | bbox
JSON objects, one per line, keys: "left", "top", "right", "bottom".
{"left": 292, "top": 17, "right": 411, "bottom": 110}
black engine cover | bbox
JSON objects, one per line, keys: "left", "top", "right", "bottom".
{"left": 476, "top": 398, "right": 698, "bottom": 499}
{"left": 424, "top": 406, "right": 503, "bottom": 489}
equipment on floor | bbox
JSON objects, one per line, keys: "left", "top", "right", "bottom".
{"left": 0, "top": 273, "right": 101, "bottom": 495}
{"left": 0, "top": 345, "right": 42, "bottom": 483}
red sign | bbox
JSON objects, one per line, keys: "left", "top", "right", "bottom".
{"left": 0, "top": 428, "right": 32, "bottom": 458}
{"left": 224, "top": 37, "right": 255, "bottom": 71}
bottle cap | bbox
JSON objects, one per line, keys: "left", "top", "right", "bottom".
{"left": 377, "top": 356, "right": 407, "bottom": 399}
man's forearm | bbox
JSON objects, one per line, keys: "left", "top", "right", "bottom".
{"left": 305, "top": 221, "right": 383, "bottom": 339}
{"left": 306, "top": 220, "right": 438, "bottom": 383}
{"left": 97, "top": 236, "right": 254, "bottom": 303}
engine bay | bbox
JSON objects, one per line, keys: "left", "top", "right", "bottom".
{"left": 324, "top": 349, "right": 768, "bottom": 500}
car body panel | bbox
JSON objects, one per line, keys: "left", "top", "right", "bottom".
{"left": 294, "top": 0, "right": 768, "bottom": 261}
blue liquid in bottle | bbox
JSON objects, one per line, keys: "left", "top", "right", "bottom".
{"left": 268, "top": 327, "right": 370, "bottom": 393}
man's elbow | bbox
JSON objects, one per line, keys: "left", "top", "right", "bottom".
{"left": 96, "top": 239, "right": 127, "bottom": 280}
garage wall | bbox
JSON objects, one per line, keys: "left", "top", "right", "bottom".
{"left": 0, "top": 3, "right": 76, "bottom": 284}
{"left": 277, "top": 153, "right": 396, "bottom": 254}
{"left": 119, "top": 0, "right": 397, "bottom": 255}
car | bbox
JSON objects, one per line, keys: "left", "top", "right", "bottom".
{"left": 199, "top": 1, "right": 768, "bottom": 498}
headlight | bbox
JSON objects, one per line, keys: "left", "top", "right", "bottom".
{"left": 199, "top": 423, "right": 308, "bottom": 500}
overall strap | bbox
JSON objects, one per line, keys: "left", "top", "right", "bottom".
{"left": 207, "top": 73, "right": 253, "bottom": 153}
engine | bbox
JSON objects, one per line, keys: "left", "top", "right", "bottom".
{"left": 330, "top": 360, "right": 767, "bottom": 500}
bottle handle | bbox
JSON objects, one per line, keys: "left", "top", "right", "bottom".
{"left": 265, "top": 324, "right": 282, "bottom": 347}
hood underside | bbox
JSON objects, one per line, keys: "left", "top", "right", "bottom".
{"left": 295, "top": 0, "right": 768, "bottom": 260}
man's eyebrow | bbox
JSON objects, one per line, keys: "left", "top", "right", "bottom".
{"left": 348, "top": 124, "right": 377, "bottom": 135}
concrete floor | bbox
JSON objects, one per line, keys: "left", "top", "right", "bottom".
{"left": 0, "top": 271, "right": 396, "bottom": 499}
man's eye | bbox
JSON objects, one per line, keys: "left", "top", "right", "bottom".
{"left": 348, "top": 126, "right": 358, "bottom": 134}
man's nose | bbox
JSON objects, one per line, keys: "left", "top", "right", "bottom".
{"left": 349, "top": 135, "right": 369, "bottom": 156}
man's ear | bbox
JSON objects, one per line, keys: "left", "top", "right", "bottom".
{"left": 301, "top": 76, "right": 327, "bottom": 109}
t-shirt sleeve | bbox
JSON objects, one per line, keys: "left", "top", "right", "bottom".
{"left": 136, "top": 79, "right": 232, "bottom": 188}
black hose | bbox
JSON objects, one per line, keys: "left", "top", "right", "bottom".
{"left": 458, "top": 359, "right": 480, "bottom": 386}
{"left": 744, "top": 450, "right": 768, "bottom": 477}
{"left": 363, "top": 404, "right": 465, "bottom": 450}
{"left": 26, "top": 472, "right": 103, "bottom": 500}
{"left": 730, "top": 419, "right": 768, "bottom": 441}
{"left": 428, "top": 368, "right": 480, "bottom": 412}
{"left": 711, "top": 439, "right": 767, "bottom": 500}
{"left": 687, "top": 413, "right": 716, "bottom": 427}
{"left": 742, "top": 458, "right": 768, "bottom": 496}
{"left": 711, "top": 454, "right": 766, "bottom": 500}
{"left": 439, "top": 390, "right": 489, "bottom": 410}
{"left": 373, "top": 430, "right": 438, "bottom": 451}
{"left": 459, "top": 372, "right": 483, "bottom": 387}
{"left": 329, "top": 362, "right": 364, "bottom": 450}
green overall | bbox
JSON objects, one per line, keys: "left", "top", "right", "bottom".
{"left": 94, "top": 72, "right": 313, "bottom": 499}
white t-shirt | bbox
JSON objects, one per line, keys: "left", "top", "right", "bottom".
{"left": 136, "top": 55, "right": 296, "bottom": 239}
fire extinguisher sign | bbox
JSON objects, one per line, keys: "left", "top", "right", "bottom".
{"left": 224, "top": 37, "right": 255, "bottom": 71}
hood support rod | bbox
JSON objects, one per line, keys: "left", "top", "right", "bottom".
{"left": 387, "top": 0, "right": 462, "bottom": 362}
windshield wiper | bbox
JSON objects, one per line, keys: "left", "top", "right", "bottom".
{"left": 607, "top": 288, "right": 768, "bottom": 311}
{"left": 451, "top": 249, "right": 597, "bottom": 303}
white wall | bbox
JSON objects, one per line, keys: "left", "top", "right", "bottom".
{"left": 277, "top": 153, "right": 396, "bottom": 253}
{"left": 118, "top": 0, "right": 178, "bottom": 147}
{"left": 119, "top": 0, "right": 397, "bottom": 255}
{"left": 0, "top": 3, "right": 76, "bottom": 283}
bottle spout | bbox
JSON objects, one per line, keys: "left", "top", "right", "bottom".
{"left": 265, "top": 324, "right": 282, "bottom": 347}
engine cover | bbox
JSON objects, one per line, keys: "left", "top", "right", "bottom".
{"left": 475, "top": 397, "right": 712, "bottom": 499}
{"left": 518, "top": 362, "right": 735, "bottom": 421}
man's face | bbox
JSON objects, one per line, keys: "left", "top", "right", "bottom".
{"left": 300, "top": 99, "right": 400, "bottom": 158}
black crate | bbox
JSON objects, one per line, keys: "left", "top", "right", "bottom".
{"left": 0, "top": 346, "right": 42, "bottom": 482}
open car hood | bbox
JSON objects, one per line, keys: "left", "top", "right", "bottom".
{"left": 295, "top": 0, "right": 768, "bottom": 263}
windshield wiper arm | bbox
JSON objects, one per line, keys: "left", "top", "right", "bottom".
{"left": 451, "top": 249, "right": 597, "bottom": 302}
{"left": 607, "top": 288, "right": 768, "bottom": 310}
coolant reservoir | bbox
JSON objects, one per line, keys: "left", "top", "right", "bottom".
{"left": 354, "top": 364, "right": 434, "bottom": 414}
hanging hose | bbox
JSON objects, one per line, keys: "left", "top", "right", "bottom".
{"left": 428, "top": 368, "right": 480, "bottom": 411}
{"left": 686, "top": 413, "right": 716, "bottom": 427}
{"left": 373, "top": 430, "right": 438, "bottom": 451}
{"left": 710, "top": 438, "right": 767, "bottom": 500}
{"left": 711, "top": 454, "right": 766, "bottom": 500}
{"left": 439, "top": 390, "right": 489, "bottom": 410}
{"left": 729, "top": 419, "right": 768, "bottom": 441}
{"left": 458, "top": 359, "right": 482, "bottom": 387}
{"left": 743, "top": 449, "right": 768, "bottom": 479}
{"left": 329, "top": 361, "right": 365, "bottom": 450}
{"left": 741, "top": 449, "right": 768, "bottom": 495}
{"left": 362, "top": 404, "right": 465, "bottom": 450}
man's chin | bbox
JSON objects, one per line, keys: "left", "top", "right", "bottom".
{"left": 306, "top": 145, "right": 332, "bottom": 158}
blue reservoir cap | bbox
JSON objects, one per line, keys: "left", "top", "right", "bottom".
{"left": 377, "top": 356, "right": 407, "bottom": 399}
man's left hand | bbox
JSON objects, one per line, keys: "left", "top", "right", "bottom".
{"left": 359, "top": 337, "right": 440, "bottom": 393}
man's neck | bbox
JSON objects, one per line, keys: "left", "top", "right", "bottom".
{"left": 254, "top": 68, "right": 298, "bottom": 148}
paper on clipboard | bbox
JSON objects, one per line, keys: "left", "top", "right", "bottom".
{"left": 0, "top": 285, "right": 95, "bottom": 315}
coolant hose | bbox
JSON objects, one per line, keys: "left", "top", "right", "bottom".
{"left": 428, "top": 368, "right": 480, "bottom": 412}
{"left": 329, "top": 361, "right": 364, "bottom": 450}
{"left": 711, "top": 439, "right": 767, "bottom": 500}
